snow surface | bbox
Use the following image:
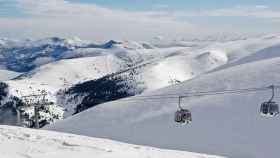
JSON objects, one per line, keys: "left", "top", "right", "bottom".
{"left": 48, "top": 49, "right": 280, "bottom": 157}
{"left": 9, "top": 55, "right": 123, "bottom": 90}
{"left": 0, "top": 125, "right": 224, "bottom": 158}
{"left": 0, "top": 70, "right": 20, "bottom": 81}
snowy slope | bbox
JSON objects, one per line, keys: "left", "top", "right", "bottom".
{"left": 0, "top": 69, "right": 20, "bottom": 81}
{"left": 0, "top": 125, "right": 224, "bottom": 158}
{"left": 140, "top": 35, "right": 280, "bottom": 90}
{"left": 8, "top": 55, "right": 124, "bottom": 91}
{"left": 48, "top": 54, "right": 280, "bottom": 158}
{"left": 141, "top": 49, "right": 228, "bottom": 90}
{"left": 205, "top": 35, "right": 280, "bottom": 72}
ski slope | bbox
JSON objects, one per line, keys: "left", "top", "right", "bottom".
{"left": 0, "top": 125, "right": 224, "bottom": 158}
{"left": 47, "top": 53, "right": 280, "bottom": 158}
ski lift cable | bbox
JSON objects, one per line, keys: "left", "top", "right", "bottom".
{"left": 120, "top": 90, "right": 264, "bottom": 102}
{"left": 132, "top": 85, "right": 278, "bottom": 99}
{"left": 119, "top": 85, "right": 280, "bottom": 102}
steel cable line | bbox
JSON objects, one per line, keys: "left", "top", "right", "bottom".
{"left": 107, "top": 84, "right": 280, "bottom": 124}
{"left": 133, "top": 86, "right": 276, "bottom": 98}
{"left": 118, "top": 85, "right": 279, "bottom": 102}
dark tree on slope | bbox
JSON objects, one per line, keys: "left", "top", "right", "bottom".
{"left": 0, "top": 96, "right": 24, "bottom": 125}
{"left": 0, "top": 82, "right": 8, "bottom": 101}
{"left": 62, "top": 70, "right": 143, "bottom": 114}
{"left": 68, "top": 76, "right": 136, "bottom": 114}
{"left": 0, "top": 82, "right": 23, "bottom": 125}
{"left": 0, "top": 83, "right": 62, "bottom": 128}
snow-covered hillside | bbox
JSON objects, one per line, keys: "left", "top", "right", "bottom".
{"left": 8, "top": 55, "right": 124, "bottom": 91}
{"left": 50, "top": 35, "right": 280, "bottom": 116}
{"left": 0, "top": 69, "right": 20, "bottom": 81}
{"left": 1, "top": 34, "right": 280, "bottom": 130}
{"left": 0, "top": 35, "right": 277, "bottom": 126}
{"left": 0, "top": 37, "right": 197, "bottom": 127}
{"left": 47, "top": 38, "right": 280, "bottom": 158}
{"left": 0, "top": 125, "right": 224, "bottom": 158}
{"left": 6, "top": 35, "right": 280, "bottom": 95}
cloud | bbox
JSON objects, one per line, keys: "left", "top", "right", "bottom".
{"left": 255, "top": 5, "right": 269, "bottom": 9}
{"left": 172, "top": 5, "right": 280, "bottom": 19}
{"left": 0, "top": 0, "right": 199, "bottom": 40}
{"left": 203, "top": 6, "right": 280, "bottom": 18}
{"left": 0, "top": 1, "right": 279, "bottom": 40}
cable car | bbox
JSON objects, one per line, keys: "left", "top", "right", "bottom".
{"left": 175, "top": 109, "right": 192, "bottom": 124}
{"left": 260, "top": 101, "right": 279, "bottom": 117}
{"left": 260, "top": 85, "right": 279, "bottom": 117}
{"left": 174, "top": 96, "right": 192, "bottom": 124}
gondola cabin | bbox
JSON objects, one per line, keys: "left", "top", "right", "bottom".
{"left": 260, "top": 101, "right": 279, "bottom": 117}
{"left": 175, "top": 109, "right": 192, "bottom": 124}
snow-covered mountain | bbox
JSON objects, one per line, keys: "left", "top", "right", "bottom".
{"left": 46, "top": 35, "right": 280, "bottom": 158}
{"left": 0, "top": 37, "right": 165, "bottom": 125}
{"left": 0, "top": 36, "right": 210, "bottom": 122}
{"left": 1, "top": 34, "right": 280, "bottom": 130}
{"left": 0, "top": 37, "right": 115, "bottom": 72}
{"left": 0, "top": 125, "right": 224, "bottom": 158}
{"left": 0, "top": 34, "right": 280, "bottom": 157}
{"left": 52, "top": 34, "right": 280, "bottom": 116}
{"left": 0, "top": 37, "right": 159, "bottom": 73}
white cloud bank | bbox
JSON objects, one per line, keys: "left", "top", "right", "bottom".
{"left": 202, "top": 6, "right": 280, "bottom": 18}
{"left": 0, "top": 0, "right": 199, "bottom": 41}
{"left": 159, "top": 5, "right": 280, "bottom": 19}
{"left": 0, "top": 1, "right": 279, "bottom": 41}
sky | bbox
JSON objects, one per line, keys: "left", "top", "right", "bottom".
{"left": 0, "top": 0, "right": 280, "bottom": 41}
